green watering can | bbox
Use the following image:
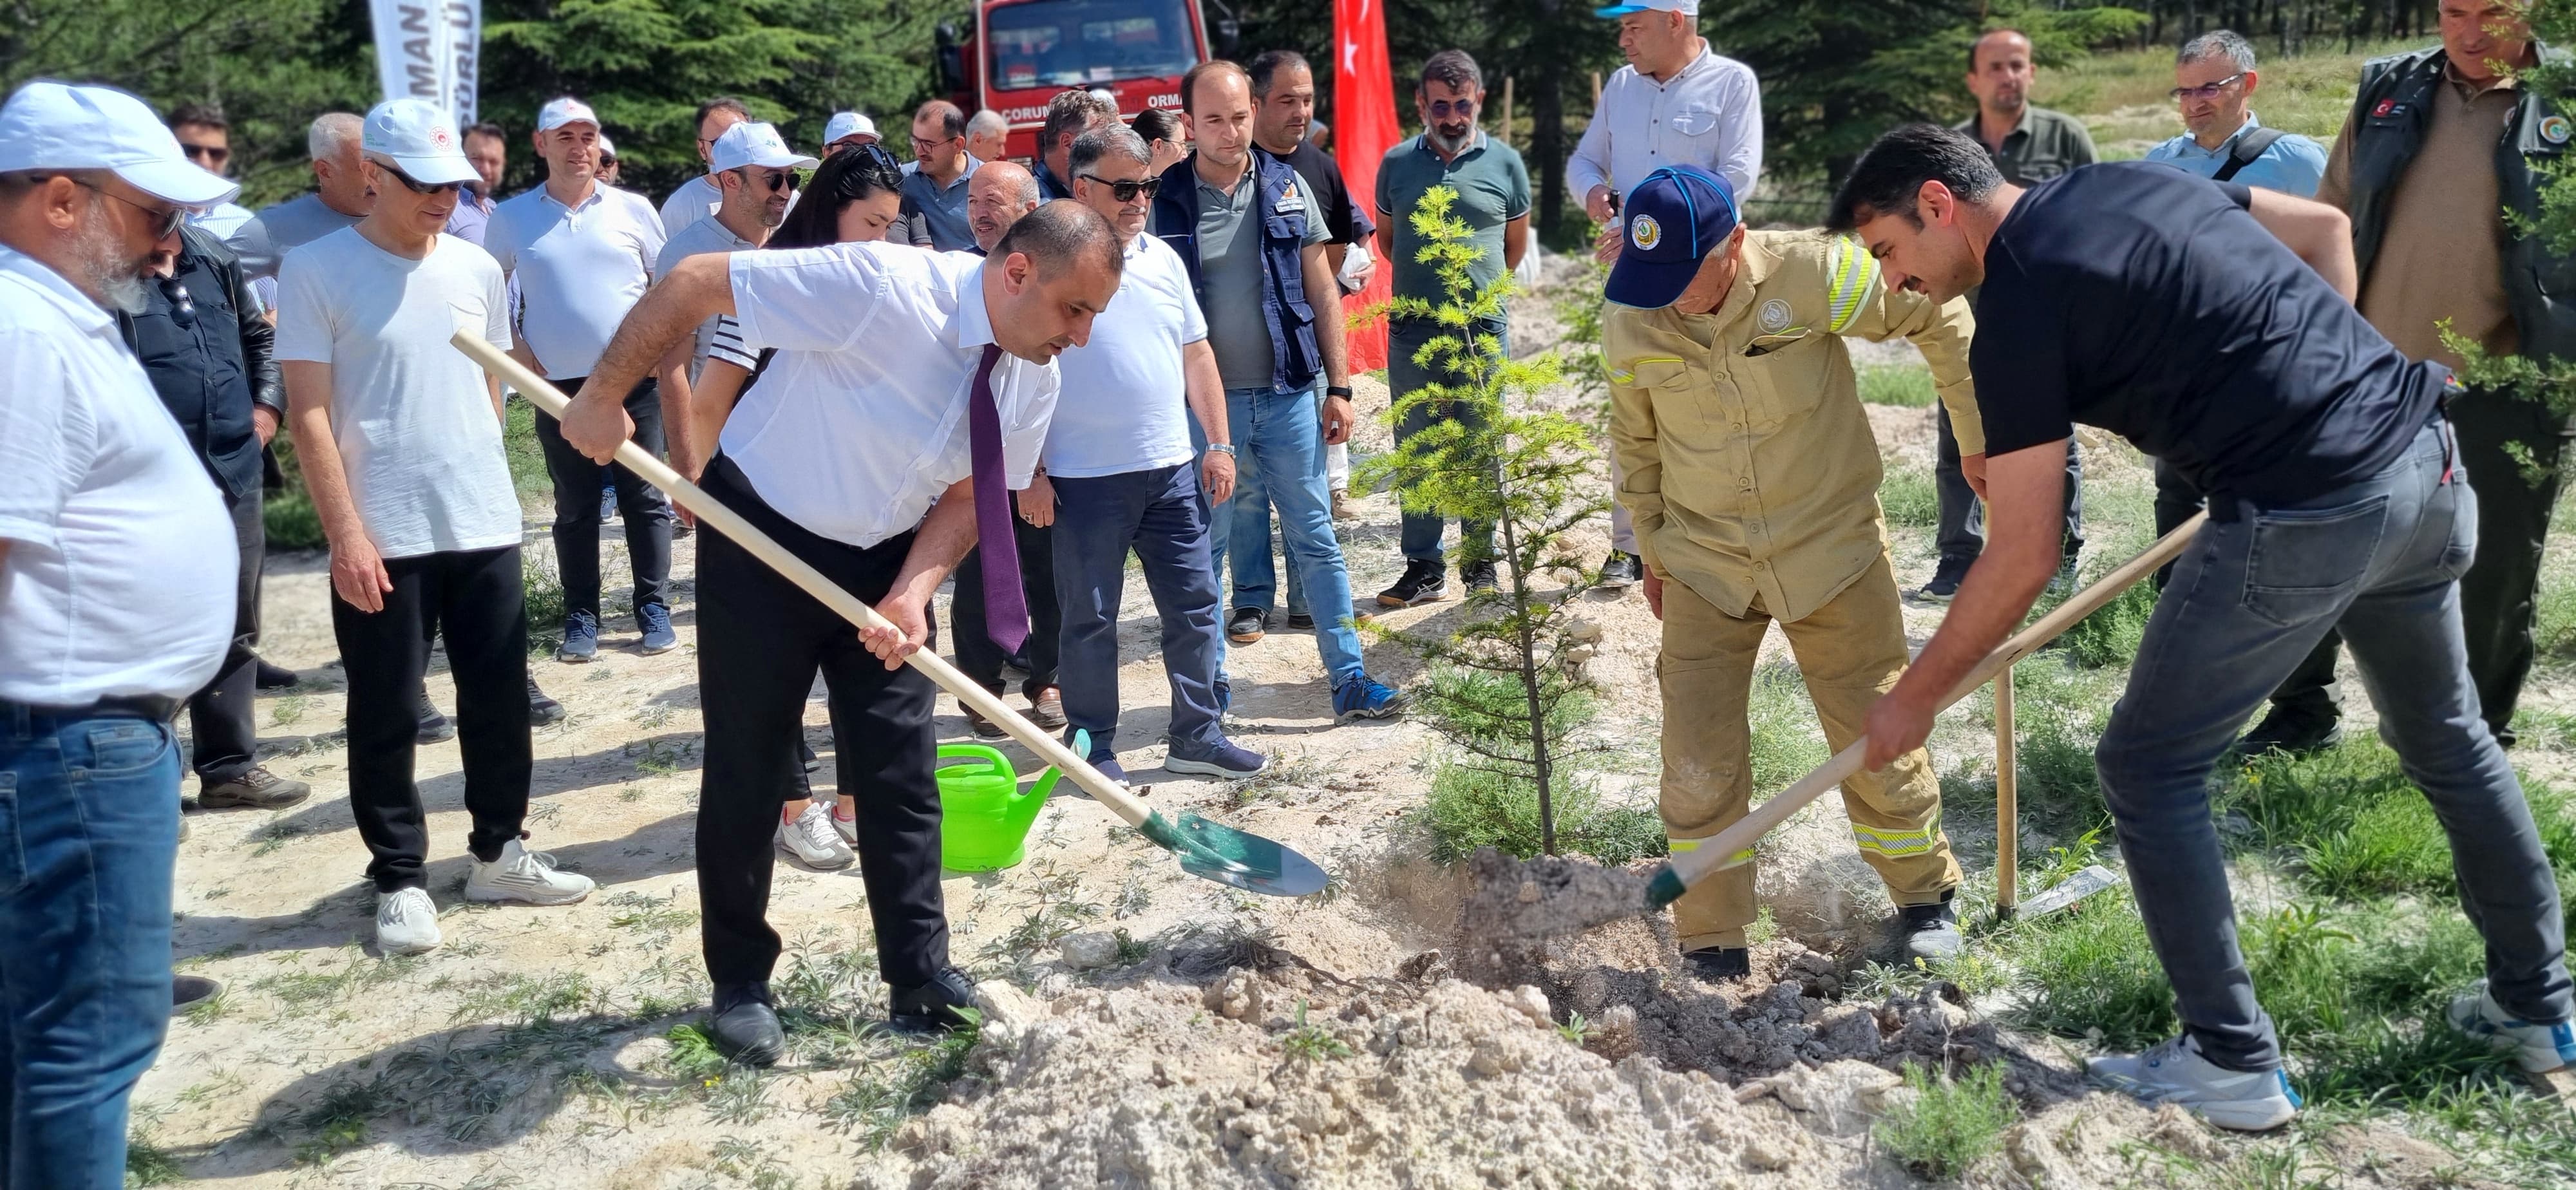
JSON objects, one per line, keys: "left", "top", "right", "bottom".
{"left": 935, "top": 730, "right": 1084, "bottom": 872}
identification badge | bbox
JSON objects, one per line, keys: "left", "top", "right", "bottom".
{"left": 1758, "top": 299, "right": 1793, "bottom": 333}
{"left": 1274, "top": 182, "right": 1306, "bottom": 215}
{"left": 2370, "top": 97, "right": 2410, "bottom": 122}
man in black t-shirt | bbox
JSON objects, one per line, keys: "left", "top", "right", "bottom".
{"left": 1830, "top": 126, "right": 2573, "bottom": 1128}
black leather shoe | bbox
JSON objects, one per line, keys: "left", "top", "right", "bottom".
{"left": 1227, "top": 606, "right": 1268, "bottom": 643}
{"left": 1683, "top": 946, "right": 1752, "bottom": 983}
{"left": 888, "top": 967, "right": 980, "bottom": 1034}
{"left": 171, "top": 974, "right": 224, "bottom": 1014}
{"left": 254, "top": 659, "right": 299, "bottom": 690}
{"left": 708, "top": 984, "right": 784, "bottom": 1066}
{"left": 2233, "top": 712, "right": 2344, "bottom": 759}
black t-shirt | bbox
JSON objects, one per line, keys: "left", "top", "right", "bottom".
{"left": 1971, "top": 162, "right": 2447, "bottom": 504}
{"left": 1261, "top": 140, "right": 1375, "bottom": 247}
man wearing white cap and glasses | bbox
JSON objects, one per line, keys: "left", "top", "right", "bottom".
{"left": 486, "top": 95, "right": 683, "bottom": 665}
{"left": 276, "top": 99, "right": 596, "bottom": 960}
{"left": 824, "top": 111, "right": 882, "bottom": 156}
{"left": 0, "top": 79, "right": 240, "bottom": 1185}
{"left": 1567, "top": 0, "right": 1763, "bottom": 590}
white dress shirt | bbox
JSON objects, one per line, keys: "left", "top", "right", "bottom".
{"left": 1567, "top": 45, "right": 1764, "bottom": 203}
{"left": 0, "top": 245, "right": 233, "bottom": 704}
{"left": 1045, "top": 232, "right": 1204, "bottom": 478}
{"left": 659, "top": 173, "right": 724, "bottom": 239}
{"left": 722, "top": 243, "right": 1058, "bottom": 549}
{"left": 484, "top": 182, "right": 667, "bottom": 380}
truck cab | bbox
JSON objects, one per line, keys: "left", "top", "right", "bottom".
{"left": 937, "top": 0, "right": 1233, "bottom": 162}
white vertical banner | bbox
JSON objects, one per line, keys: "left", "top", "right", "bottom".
{"left": 371, "top": 0, "right": 481, "bottom": 122}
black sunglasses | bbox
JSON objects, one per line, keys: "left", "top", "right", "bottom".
{"left": 379, "top": 164, "right": 464, "bottom": 196}
{"left": 180, "top": 142, "right": 231, "bottom": 168}
{"left": 734, "top": 167, "right": 796, "bottom": 193}
{"left": 1080, "top": 173, "right": 1161, "bottom": 202}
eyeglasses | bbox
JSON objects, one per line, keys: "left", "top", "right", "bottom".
{"left": 180, "top": 142, "right": 231, "bottom": 169}
{"left": 1079, "top": 173, "right": 1160, "bottom": 202}
{"left": 735, "top": 167, "right": 796, "bottom": 193}
{"left": 2169, "top": 73, "right": 2248, "bottom": 102}
{"left": 64, "top": 178, "right": 185, "bottom": 240}
{"left": 378, "top": 165, "right": 464, "bottom": 196}
{"left": 1426, "top": 97, "right": 1478, "bottom": 119}
{"left": 911, "top": 135, "right": 960, "bottom": 155}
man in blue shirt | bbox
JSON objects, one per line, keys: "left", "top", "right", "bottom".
{"left": 2143, "top": 30, "right": 2328, "bottom": 197}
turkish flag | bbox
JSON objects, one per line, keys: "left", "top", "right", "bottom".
{"left": 1334, "top": 0, "right": 1398, "bottom": 371}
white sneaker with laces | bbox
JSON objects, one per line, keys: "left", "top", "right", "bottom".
{"left": 778, "top": 801, "right": 857, "bottom": 869}
{"left": 464, "top": 837, "right": 595, "bottom": 905}
{"left": 375, "top": 887, "right": 442, "bottom": 955}
{"left": 2449, "top": 981, "right": 2576, "bottom": 1073}
{"left": 2087, "top": 1034, "right": 2300, "bottom": 1131}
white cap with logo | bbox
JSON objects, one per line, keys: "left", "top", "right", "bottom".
{"left": 536, "top": 96, "right": 601, "bottom": 132}
{"left": 1593, "top": 0, "right": 1698, "bottom": 14}
{"left": 0, "top": 80, "right": 239, "bottom": 208}
{"left": 361, "top": 98, "right": 480, "bottom": 186}
{"left": 823, "top": 111, "right": 877, "bottom": 146}
{"left": 711, "top": 122, "right": 819, "bottom": 172}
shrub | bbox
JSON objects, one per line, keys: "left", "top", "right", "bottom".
{"left": 1873, "top": 1061, "right": 2016, "bottom": 1180}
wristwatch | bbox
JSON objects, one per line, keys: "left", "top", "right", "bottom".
{"left": 1326, "top": 385, "right": 1354, "bottom": 398}
{"left": 1206, "top": 443, "right": 1236, "bottom": 457}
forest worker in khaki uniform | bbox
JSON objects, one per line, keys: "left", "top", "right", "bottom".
{"left": 1602, "top": 164, "right": 1977, "bottom": 981}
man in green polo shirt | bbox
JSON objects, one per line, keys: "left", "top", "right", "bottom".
{"left": 1920, "top": 27, "right": 2094, "bottom": 605}
{"left": 1372, "top": 47, "right": 1533, "bottom": 607}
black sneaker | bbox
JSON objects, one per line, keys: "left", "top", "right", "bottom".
{"left": 1911, "top": 556, "right": 1974, "bottom": 605}
{"left": 254, "top": 659, "right": 299, "bottom": 690}
{"left": 1227, "top": 606, "right": 1268, "bottom": 644}
{"left": 1598, "top": 551, "right": 1643, "bottom": 589}
{"left": 1461, "top": 560, "right": 1500, "bottom": 594}
{"left": 708, "top": 983, "right": 784, "bottom": 1066}
{"left": 1898, "top": 897, "right": 1964, "bottom": 963}
{"left": 171, "top": 974, "right": 223, "bottom": 1015}
{"left": 888, "top": 967, "right": 980, "bottom": 1034}
{"left": 1376, "top": 558, "right": 1447, "bottom": 608}
{"left": 415, "top": 686, "right": 455, "bottom": 744}
{"left": 527, "top": 675, "right": 567, "bottom": 726}
{"left": 2233, "top": 712, "right": 2344, "bottom": 759}
{"left": 1684, "top": 946, "right": 1752, "bottom": 983}
{"left": 1285, "top": 609, "right": 1316, "bottom": 630}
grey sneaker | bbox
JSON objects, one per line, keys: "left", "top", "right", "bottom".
{"left": 1898, "top": 898, "right": 1964, "bottom": 963}
{"left": 2088, "top": 1034, "right": 2300, "bottom": 1131}
{"left": 199, "top": 766, "right": 311, "bottom": 809}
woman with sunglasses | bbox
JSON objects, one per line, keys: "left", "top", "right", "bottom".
{"left": 675, "top": 141, "right": 909, "bottom": 865}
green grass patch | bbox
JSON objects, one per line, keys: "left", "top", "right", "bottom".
{"left": 1416, "top": 758, "right": 1665, "bottom": 867}
{"left": 1871, "top": 1061, "right": 2016, "bottom": 1181}
{"left": 1748, "top": 665, "right": 1831, "bottom": 795}
{"left": 502, "top": 393, "right": 554, "bottom": 508}
{"left": 125, "top": 1131, "right": 185, "bottom": 1185}
{"left": 1857, "top": 362, "right": 1937, "bottom": 408}
{"left": 2224, "top": 741, "right": 2576, "bottom": 896}
{"left": 1879, "top": 464, "right": 1939, "bottom": 529}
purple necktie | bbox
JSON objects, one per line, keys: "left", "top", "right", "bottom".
{"left": 969, "top": 343, "right": 1029, "bottom": 656}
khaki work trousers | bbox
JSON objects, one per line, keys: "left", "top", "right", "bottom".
{"left": 1658, "top": 554, "right": 1962, "bottom": 951}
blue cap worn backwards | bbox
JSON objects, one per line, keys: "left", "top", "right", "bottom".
{"left": 1604, "top": 164, "right": 1741, "bottom": 310}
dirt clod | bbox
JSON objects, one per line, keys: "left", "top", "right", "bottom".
{"left": 1457, "top": 847, "right": 1654, "bottom": 940}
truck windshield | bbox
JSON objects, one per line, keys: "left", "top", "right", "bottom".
{"left": 987, "top": 0, "right": 1200, "bottom": 90}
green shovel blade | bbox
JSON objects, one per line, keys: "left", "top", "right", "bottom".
{"left": 1139, "top": 810, "right": 1327, "bottom": 898}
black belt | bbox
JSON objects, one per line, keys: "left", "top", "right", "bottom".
{"left": 3, "top": 694, "right": 182, "bottom": 722}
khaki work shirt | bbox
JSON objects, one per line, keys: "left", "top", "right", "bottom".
{"left": 2318, "top": 62, "right": 2524, "bottom": 368}
{"left": 1604, "top": 230, "right": 1981, "bottom": 624}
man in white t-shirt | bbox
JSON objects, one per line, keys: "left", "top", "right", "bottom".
{"left": 277, "top": 99, "right": 594, "bottom": 959}
{"left": 661, "top": 96, "right": 752, "bottom": 236}
{"left": 0, "top": 80, "right": 240, "bottom": 1186}
{"left": 554, "top": 201, "right": 1121, "bottom": 1063}
{"left": 1030, "top": 127, "right": 1264, "bottom": 783}
{"left": 487, "top": 96, "right": 679, "bottom": 663}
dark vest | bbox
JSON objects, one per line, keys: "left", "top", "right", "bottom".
{"left": 1149, "top": 152, "right": 1322, "bottom": 393}
{"left": 2342, "top": 44, "right": 2576, "bottom": 363}
{"left": 117, "top": 225, "right": 269, "bottom": 500}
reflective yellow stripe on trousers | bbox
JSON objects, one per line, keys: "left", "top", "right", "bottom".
{"left": 1669, "top": 836, "right": 1758, "bottom": 870}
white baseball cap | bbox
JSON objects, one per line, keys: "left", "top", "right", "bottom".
{"left": 1595, "top": 0, "right": 1697, "bottom": 14}
{"left": 597, "top": 135, "right": 617, "bottom": 160}
{"left": 536, "top": 96, "right": 600, "bottom": 132}
{"left": 0, "top": 80, "right": 238, "bottom": 208}
{"left": 823, "top": 111, "right": 876, "bottom": 145}
{"left": 361, "top": 98, "right": 479, "bottom": 186}
{"left": 711, "top": 122, "right": 819, "bottom": 172}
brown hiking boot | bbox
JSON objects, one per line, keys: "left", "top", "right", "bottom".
{"left": 199, "top": 766, "right": 311, "bottom": 810}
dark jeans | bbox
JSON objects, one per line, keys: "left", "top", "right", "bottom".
{"left": 1390, "top": 317, "right": 1502, "bottom": 567}
{"left": 2152, "top": 457, "right": 2344, "bottom": 732}
{"left": 186, "top": 489, "right": 265, "bottom": 785}
{"left": 533, "top": 377, "right": 671, "bottom": 628}
{"left": 1052, "top": 463, "right": 1226, "bottom": 757}
{"left": 1936, "top": 401, "right": 2085, "bottom": 564}
{"left": 0, "top": 704, "right": 180, "bottom": 1189}
{"left": 951, "top": 511, "right": 1059, "bottom": 697}
{"left": 694, "top": 457, "right": 949, "bottom": 990}
{"left": 2097, "top": 423, "right": 2572, "bottom": 1072}
{"left": 2451, "top": 387, "right": 2568, "bottom": 745}
{"left": 331, "top": 546, "right": 531, "bottom": 892}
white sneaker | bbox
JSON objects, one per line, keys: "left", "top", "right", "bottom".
{"left": 2087, "top": 1034, "right": 2300, "bottom": 1131}
{"left": 778, "top": 802, "right": 857, "bottom": 869}
{"left": 2449, "top": 981, "right": 2576, "bottom": 1073}
{"left": 464, "top": 837, "right": 595, "bottom": 905}
{"left": 829, "top": 799, "right": 858, "bottom": 847}
{"left": 375, "top": 887, "right": 442, "bottom": 955}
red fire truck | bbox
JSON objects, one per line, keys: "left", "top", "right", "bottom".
{"left": 935, "top": 0, "right": 1238, "bottom": 162}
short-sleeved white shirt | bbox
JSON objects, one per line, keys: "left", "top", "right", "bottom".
{"left": 1045, "top": 232, "right": 1204, "bottom": 478}
{"left": 659, "top": 173, "right": 724, "bottom": 240}
{"left": 272, "top": 229, "right": 524, "bottom": 560}
{"left": 0, "top": 245, "right": 234, "bottom": 704}
{"left": 721, "top": 243, "right": 1058, "bottom": 549}
{"left": 485, "top": 182, "right": 666, "bottom": 379}
{"left": 1566, "top": 47, "right": 1764, "bottom": 204}
{"left": 655, "top": 214, "right": 757, "bottom": 375}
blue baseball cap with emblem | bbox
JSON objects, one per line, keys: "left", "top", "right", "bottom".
{"left": 1604, "top": 164, "right": 1740, "bottom": 310}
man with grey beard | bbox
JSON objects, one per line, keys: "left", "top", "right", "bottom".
{"left": 0, "top": 79, "right": 241, "bottom": 1187}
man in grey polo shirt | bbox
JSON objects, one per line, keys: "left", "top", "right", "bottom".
{"left": 900, "top": 100, "right": 979, "bottom": 251}
{"left": 228, "top": 112, "right": 368, "bottom": 287}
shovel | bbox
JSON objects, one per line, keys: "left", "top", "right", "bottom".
{"left": 1639, "top": 511, "right": 2210, "bottom": 914}
{"left": 453, "top": 333, "right": 1328, "bottom": 898}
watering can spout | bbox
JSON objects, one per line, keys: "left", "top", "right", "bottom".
{"left": 1022, "top": 728, "right": 1089, "bottom": 811}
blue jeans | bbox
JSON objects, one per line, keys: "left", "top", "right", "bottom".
{"left": 1391, "top": 317, "right": 1504, "bottom": 566}
{"left": 1204, "top": 384, "right": 1365, "bottom": 689}
{"left": 0, "top": 704, "right": 180, "bottom": 1189}
{"left": 1052, "top": 462, "right": 1227, "bottom": 757}
{"left": 2096, "top": 423, "right": 2572, "bottom": 1072}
